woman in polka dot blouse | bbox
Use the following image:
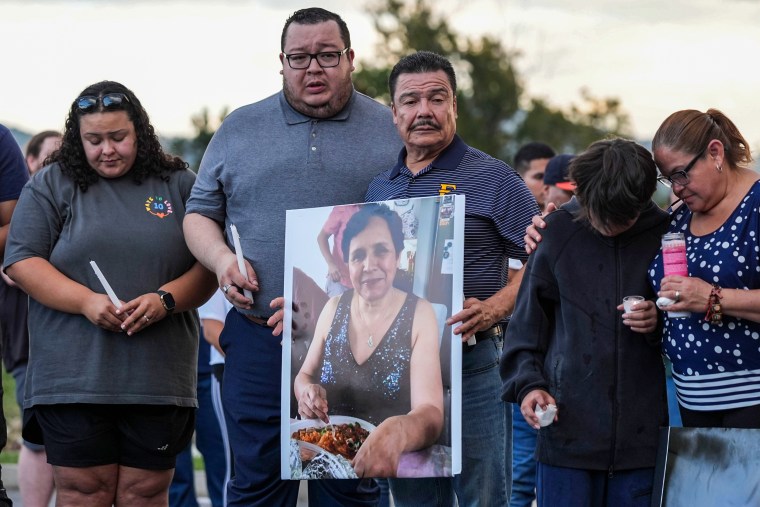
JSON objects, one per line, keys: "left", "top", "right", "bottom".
{"left": 649, "top": 108, "right": 760, "bottom": 429}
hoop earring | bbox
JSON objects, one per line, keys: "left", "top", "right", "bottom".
{"left": 716, "top": 164, "right": 723, "bottom": 173}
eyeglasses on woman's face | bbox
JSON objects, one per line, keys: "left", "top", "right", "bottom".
{"left": 657, "top": 148, "right": 706, "bottom": 188}
{"left": 76, "top": 93, "right": 130, "bottom": 113}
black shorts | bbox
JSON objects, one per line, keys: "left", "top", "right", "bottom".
{"left": 24, "top": 404, "right": 195, "bottom": 470}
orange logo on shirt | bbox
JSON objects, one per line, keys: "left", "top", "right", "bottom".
{"left": 439, "top": 184, "right": 456, "bottom": 196}
{"left": 145, "top": 196, "right": 173, "bottom": 218}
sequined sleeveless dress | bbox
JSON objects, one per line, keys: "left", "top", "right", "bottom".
{"left": 320, "top": 289, "right": 417, "bottom": 426}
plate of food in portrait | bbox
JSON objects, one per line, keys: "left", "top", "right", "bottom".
{"left": 289, "top": 416, "right": 376, "bottom": 479}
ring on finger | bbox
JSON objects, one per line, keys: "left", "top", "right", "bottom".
{"left": 674, "top": 290, "right": 680, "bottom": 302}
{"left": 222, "top": 284, "right": 231, "bottom": 294}
{"left": 144, "top": 315, "right": 151, "bottom": 323}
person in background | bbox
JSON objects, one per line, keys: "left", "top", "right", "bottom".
{"left": 317, "top": 203, "right": 360, "bottom": 297}
{"left": 542, "top": 154, "right": 575, "bottom": 208}
{"left": 365, "top": 50, "right": 539, "bottom": 507}
{"left": 4, "top": 82, "right": 216, "bottom": 506}
{"left": 0, "top": 129, "right": 61, "bottom": 507}
{"left": 509, "top": 151, "right": 577, "bottom": 507}
{"left": 25, "top": 130, "right": 62, "bottom": 175}
{"left": 649, "top": 109, "right": 760, "bottom": 428}
{"left": 502, "top": 138, "right": 669, "bottom": 507}
{"left": 183, "top": 7, "right": 401, "bottom": 506}
{"left": 513, "top": 141, "right": 556, "bottom": 211}
{"left": 199, "top": 289, "right": 233, "bottom": 506}
{"left": 169, "top": 330, "right": 228, "bottom": 507}
{"left": 507, "top": 140, "right": 556, "bottom": 311}
{"left": 0, "top": 122, "right": 27, "bottom": 507}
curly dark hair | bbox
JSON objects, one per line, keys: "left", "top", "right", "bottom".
{"left": 52, "top": 80, "right": 187, "bottom": 191}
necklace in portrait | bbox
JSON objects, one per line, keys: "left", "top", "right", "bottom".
{"left": 354, "top": 302, "right": 395, "bottom": 349}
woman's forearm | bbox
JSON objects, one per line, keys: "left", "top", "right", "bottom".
{"left": 161, "top": 261, "right": 218, "bottom": 312}
{"left": 6, "top": 257, "right": 93, "bottom": 314}
{"left": 720, "top": 287, "right": 760, "bottom": 322}
{"left": 395, "top": 403, "right": 444, "bottom": 451}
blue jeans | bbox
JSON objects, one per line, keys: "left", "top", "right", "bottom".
{"left": 665, "top": 368, "right": 682, "bottom": 427}
{"left": 510, "top": 402, "right": 537, "bottom": 507}
{"left": 170, "top": 444, "right": 200, "bottom": 507}
{"left": 169, "top": 373, "right": 227, "bottom": 507}
{"left": 537, "top": 463, "right": 654, "bottom": 507}
{"left": 220, "top": 310, "right": 379, "bottom": 507}
{"left": 390, "top": 334, "right": 510, "bottom": 506}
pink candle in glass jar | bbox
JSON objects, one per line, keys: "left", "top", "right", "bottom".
{"left": 661, "top": 232, "right": 689, "bottom": 318}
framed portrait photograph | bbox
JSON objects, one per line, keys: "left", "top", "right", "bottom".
{"left": 280, "top": 195, "right": 465, "bottom": 480}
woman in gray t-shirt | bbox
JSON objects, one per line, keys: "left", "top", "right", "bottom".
{"left": 4, "top": 80, "right": 216, "bottom": 506}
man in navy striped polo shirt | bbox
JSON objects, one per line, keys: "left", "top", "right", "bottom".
{"left": 366, "top": 51, "right": 540, "bottom": 507}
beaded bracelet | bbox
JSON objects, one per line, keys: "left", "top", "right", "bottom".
{"left": 704, "top": 284, "right": 723, "bottom": 324}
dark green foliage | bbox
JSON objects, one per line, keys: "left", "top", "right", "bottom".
{"left": 355, "top": 0, "right": 632, "bottom": 162}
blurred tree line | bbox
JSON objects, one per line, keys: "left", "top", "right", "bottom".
{"left": 171, "top": 107, "right": 227, "bottom": 172}
{"left": 177, "top": 0, "right": 631, "bottom": 170}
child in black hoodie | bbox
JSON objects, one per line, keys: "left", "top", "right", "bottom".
{"left": 501, "top": 138, "right": 669, "bottom": 507}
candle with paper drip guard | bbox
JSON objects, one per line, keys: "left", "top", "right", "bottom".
{"left": 230, "top": 224, "right": 254, "bottom": 302}
{"left": 89, "top": 259, "right": 122, "bottom": 308}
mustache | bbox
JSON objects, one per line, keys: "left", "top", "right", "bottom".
{"left": 411, "top": 119, "right": 440, "bottom": 130}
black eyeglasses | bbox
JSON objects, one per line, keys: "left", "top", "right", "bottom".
{"left": 76, "top": 93, "right": 130, "bottom": 113}
{"left": 657, "top": 148, "right": 706, "bottom": 188}
{"left": 282, "top": 48, "right": 349, "bottom": 69}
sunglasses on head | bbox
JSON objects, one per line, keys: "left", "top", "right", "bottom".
{"left": 76, "top": 92, "right": 130, "bottom": 113}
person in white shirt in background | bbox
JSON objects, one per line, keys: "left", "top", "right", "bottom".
{"left": 198, "top": 289, "right": 234, "bottom": 505}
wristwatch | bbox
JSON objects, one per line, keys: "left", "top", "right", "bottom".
{"left": 156, "top": 290, "right": 175, "bottom": 313}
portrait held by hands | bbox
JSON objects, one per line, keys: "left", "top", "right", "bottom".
{"left": 280, "top": 196, "right": 465, "bottom": 480}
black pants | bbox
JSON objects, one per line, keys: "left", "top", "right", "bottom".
{"left": 679, "top": 403, "right": 760, "bottom": 428}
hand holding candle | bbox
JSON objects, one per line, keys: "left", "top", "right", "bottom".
{"left": 89, "top": 260, "right": 122, "bottom": 309}
{"left": 661, "top": 233, "right": 689, "bottom": 318}
{"left": 230, "top": 224, "right": 254, "bottom": 302}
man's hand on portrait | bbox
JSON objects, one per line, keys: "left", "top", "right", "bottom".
{"left": 447, "top": 298, "right": 499, "bottom": 342}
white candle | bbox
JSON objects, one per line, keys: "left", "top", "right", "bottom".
{"left": 89, "top": 260, "right": 122, "bottom": 308}
{"left": 230, "top": 224, "right": 254, "bottom": 302}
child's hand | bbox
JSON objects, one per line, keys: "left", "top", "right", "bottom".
{"left": 520, "top": 389, "right": 558, "bottom": 430}
{"left": 619, "top": 299, "right": 658, "bottom": 334}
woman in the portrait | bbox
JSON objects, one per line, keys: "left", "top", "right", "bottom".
{"left": 295, "top": 202, "right": 444, "bottom": 478}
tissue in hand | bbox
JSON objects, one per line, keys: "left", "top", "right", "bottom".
{"left": 656, "top": 296, "right": 676, "bottom": 309}
{"left": 534, "top": 403, "right": 557, "bottom": 427}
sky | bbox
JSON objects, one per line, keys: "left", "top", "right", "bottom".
{"left": 2, "top": 0, "right": 760, "bottom": 156}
